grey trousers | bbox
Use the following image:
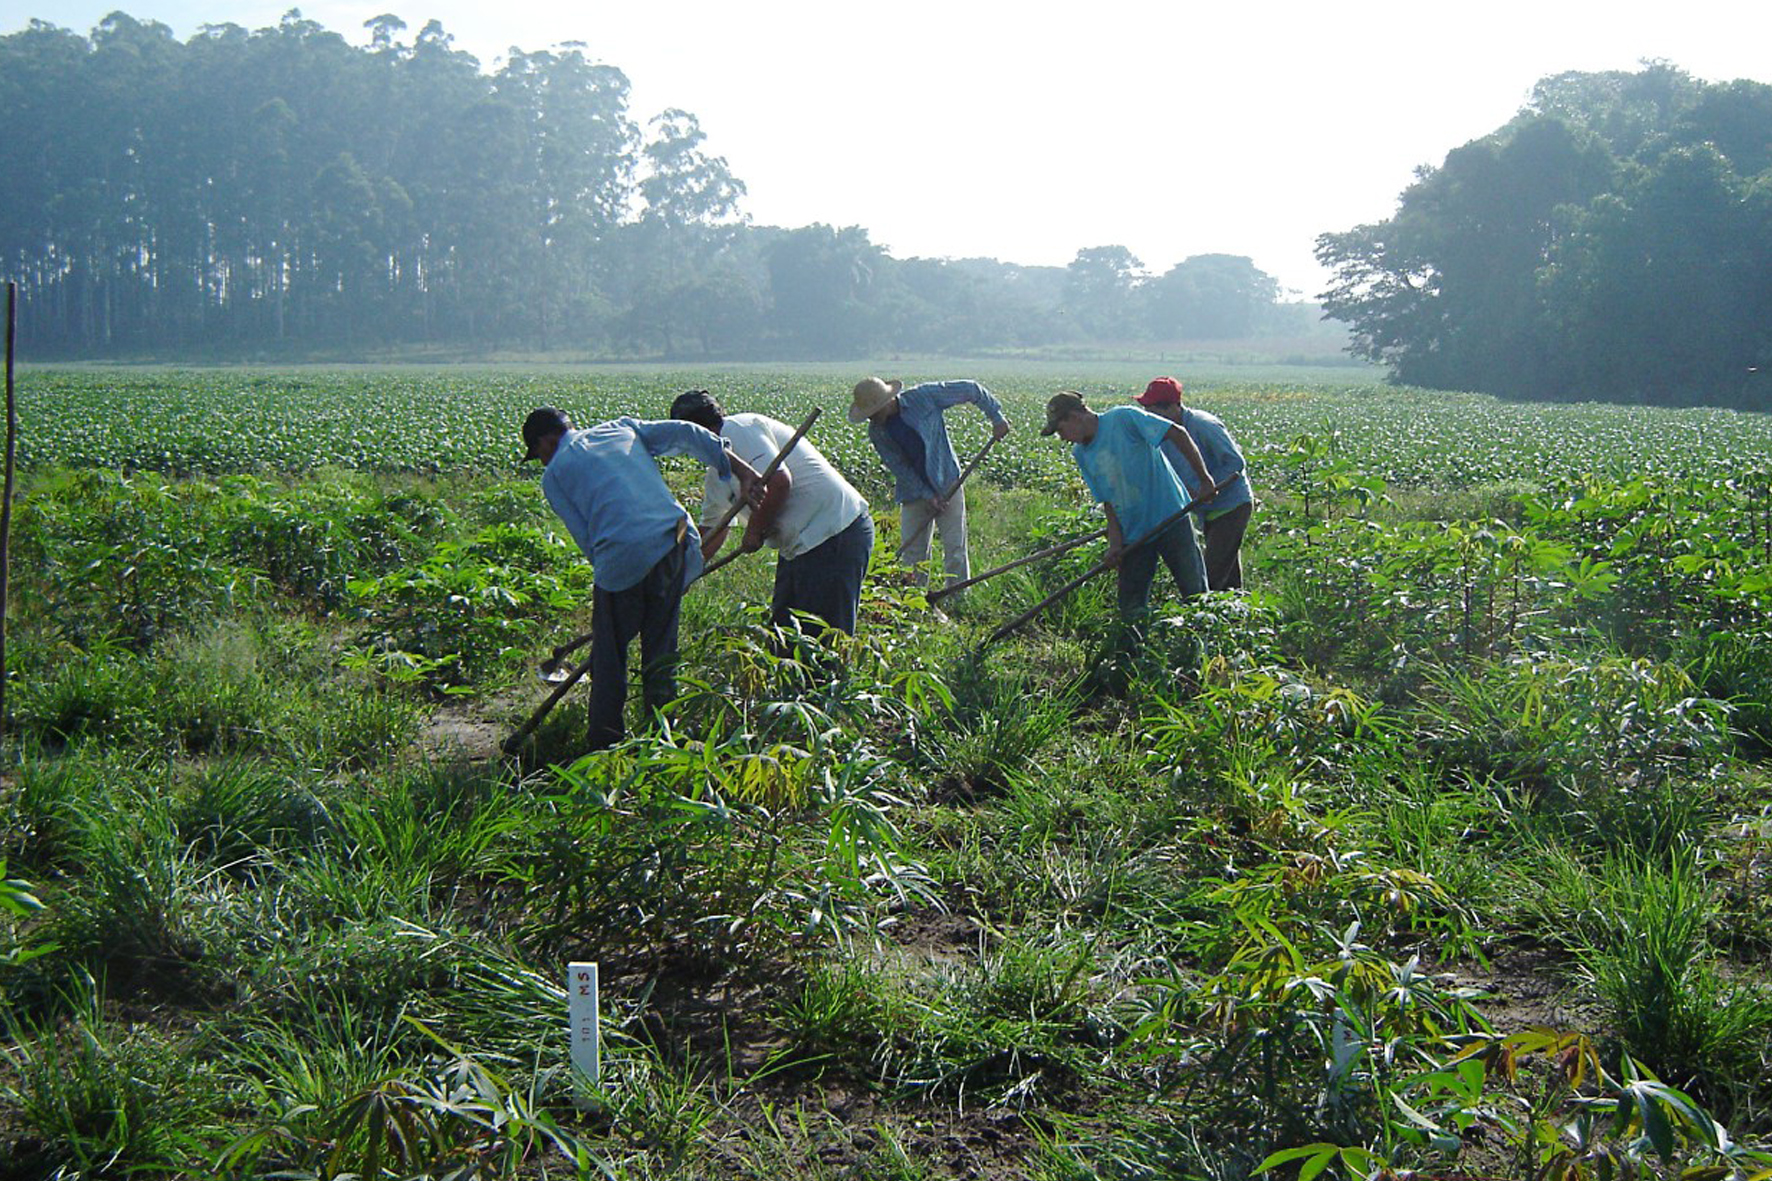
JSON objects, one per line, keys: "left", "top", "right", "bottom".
{"left": 898, "top": 494, "right": 969, "bottom": 587}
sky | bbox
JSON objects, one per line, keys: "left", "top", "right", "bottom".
{"left": 5, "top": 1, "right": 1771, "bottom": 296}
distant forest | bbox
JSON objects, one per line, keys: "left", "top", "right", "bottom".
{"left": 1319, "top": 62, "right": 1772, "bottom": 410}
{"left": 0, "top": 11, "right": 1324, "bottom": 361}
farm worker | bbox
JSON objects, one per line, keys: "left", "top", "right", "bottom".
{"left": 1040, "top": 390, "right": 1216, "bottom": 623}
{"left": 848, "top": 376, "right": 1010, "bottom": 589}
{"left": 1135, "top": 377, "right": 1254, "bottom": 591}
{"left": 520, "top": 406, "right": 766, "bottom": 751}
{"left": 669, "top": 390, "right": 875, "bottom": 635}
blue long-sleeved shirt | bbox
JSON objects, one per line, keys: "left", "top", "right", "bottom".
{"left": 865, "top": 380, "right": 1006, "bottom": 503}
{"left": 1159, "top": 407, "right": 1252, "bottom": 518}
{"left": 541, "top": 418, "right": 733, "bottom": 591}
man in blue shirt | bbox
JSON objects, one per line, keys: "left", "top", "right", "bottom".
{"left": 1041, "top": 391, "right": 1215, "bottom": 623}
{"left": 521, "top": 407, "right": 764, "bottom": 751}
{"left": 849, "top": 376, "right": 1010, "bottom": 589}
{"left": 1136, "top": 377, "right": 1253, "bottom": 591}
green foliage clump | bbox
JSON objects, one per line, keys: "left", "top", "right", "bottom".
{"left": 348, "top": 524, "right": 593, "bottom": 690}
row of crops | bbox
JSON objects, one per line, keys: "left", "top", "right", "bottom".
{"left": 24, "top": 367, "right": 1772, "bottom": 490}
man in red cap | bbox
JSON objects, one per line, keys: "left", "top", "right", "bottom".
{"left": 1134, "top": 377, "right": 1253, "bottom": 590}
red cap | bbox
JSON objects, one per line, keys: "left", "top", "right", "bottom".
{"left": 1137, "top": 377, "right": 1184, "bottom": 407}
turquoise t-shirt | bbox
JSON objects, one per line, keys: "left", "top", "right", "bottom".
{"left": 1071, "top": 406, "right": 1190, "bottom": 545}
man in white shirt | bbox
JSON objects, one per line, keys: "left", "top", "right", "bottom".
{"left": 670, "top": 390, "right": 874, "bottom": 635}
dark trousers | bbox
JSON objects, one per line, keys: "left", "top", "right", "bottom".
{"left": 1201, "top": 502, "right": 1251, "bottom": 591}
{"left": 587, "top": 539, "right": 688, "bottom": 751}
{"left": 771, "top": 510, "right": 873, "bottom": 635}
{"left": 1117, "top": 515, "right": 1206, "bottom": 620}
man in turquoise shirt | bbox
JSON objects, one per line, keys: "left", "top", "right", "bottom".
{"left": 521, "top": 407, "right": 764, "bottom": 751}
{"left": 1041, "top": 391, "right": 1215, "bottom": 623}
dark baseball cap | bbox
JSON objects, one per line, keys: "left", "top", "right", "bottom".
{"left": 1041, "top": 391, "right": 1087, "bottom": 435}
{"left": 521, "top": 407, "right": 571, "bottom": 460}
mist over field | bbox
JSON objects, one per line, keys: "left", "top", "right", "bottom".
{"left": 4, "top": 14, "right": 1766, "bottom": 410}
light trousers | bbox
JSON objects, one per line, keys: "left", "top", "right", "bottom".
{"left": 897, "top": 494, "right": 969, "bottom": 587}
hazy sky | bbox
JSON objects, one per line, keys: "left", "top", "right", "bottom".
{"left": 6, "top": 1, "right": 1770, "bottom": 294}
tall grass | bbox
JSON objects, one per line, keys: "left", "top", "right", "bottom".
{"left": 1567, "top": 850, "right": 1772, "bottom": 1105}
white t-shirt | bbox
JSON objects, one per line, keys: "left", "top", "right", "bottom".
{"left": 701, "top": 413, "right": 867, "bottom": 561}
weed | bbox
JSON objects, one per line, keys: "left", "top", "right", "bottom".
{"left": 1417, "top": 652, "right": 1727, "bottom": 855}
{"left": 220, "top": 1017, "right": 593, "bottom": 1179}
{"left": 44, "top": 792, "right": 234, "bottom": 1000}
{"left": 1, "top": 977, "right": 219, "bottom": 1176}
{"left": 771, "top": 957, "right": 897, "bottom": 1067}
{"left": 1568, "top": 850, "right": 1772, "bottom": 1105}
{"left": 927, "top": 653, "right": 1077, "bottom": 798}
{"left": 891, "top": 934, "right": 1110, "bottom": 1108}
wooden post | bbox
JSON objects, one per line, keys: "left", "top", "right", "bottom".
{"left": 0, "top": 283, "right": 15, "bottom": 743}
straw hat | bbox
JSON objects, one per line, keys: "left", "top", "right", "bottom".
{"left": 848, "top": 377, "right": 903, "bottom": 423}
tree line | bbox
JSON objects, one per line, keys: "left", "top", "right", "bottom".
{"left": 0, "top": 11, "right": 1311, "bottom": 360}
{"left": 1318, "top": 62, "right": 1772, "bottom": 410}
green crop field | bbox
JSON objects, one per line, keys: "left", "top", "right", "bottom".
{"left": 3, "top": 365, "right": 1772, "bottom": 1181}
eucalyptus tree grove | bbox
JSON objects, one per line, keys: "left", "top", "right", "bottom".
{"left": 0, "top": 11, "right": 745, "bottom": 355}
{"left": 0, "top": 11, "right": 1304, "bottom": 358}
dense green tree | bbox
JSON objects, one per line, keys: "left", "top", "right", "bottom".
{"left": 763, "top": 224, "right": 887, "bottom": 357}
{"left": 0, "top": 10, "right": 1302, "bottom": 358}
{"left": 1063, "top": 245, "right": 1144, "bottom": 338}
{"left": 1317, "top": 62, "right": 1770, "bottom": 407}
{"left": 1677, "top": 79, "right": 1772, "bottom": 178}
{"left": 1142, "top": 254, "right": 1281, "bottom": 339}
{"left": 1319, "top": 114, "right": 1616, "bottom": 394}
{"left": 616, "top": 109, "right": 753, "bottom": 350}
{"left": 1528, "top": 62, "right": 1701, "bottom": 158}
{"left": 1542, "top": 147, "right": 1771, "bottom": 407}
{"left": 885, "top": 257, "right": 1065, "bottom": 353}
{"left": 639, "top": 110, "right": 746, "bottom": 232}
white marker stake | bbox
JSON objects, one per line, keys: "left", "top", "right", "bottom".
{"left": 567, "top": 961, "right": 600, "bottom": 1093}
